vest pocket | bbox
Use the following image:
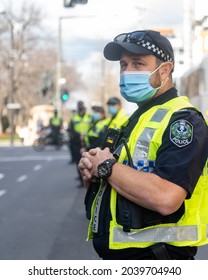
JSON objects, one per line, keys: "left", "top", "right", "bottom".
{"left": 116, "top": 194, "right": 185, "bottom": 231}
{"left": 116, "top": 194, "right": 143, "bottom": 231}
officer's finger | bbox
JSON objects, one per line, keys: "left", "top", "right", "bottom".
{"left": 80, "top": 157, "right": 92, "bottom": 170}
{"left": 103, "top": 147, "right": 110, "bottom": 153}
{"left": 88, "top": 148, "right": 98, "bottom": 156}
{"left": 82, "top": 151, "right": 90, "bottom": 158}
{"left": 83, "top": 168, "right": 92, "bottom": 179}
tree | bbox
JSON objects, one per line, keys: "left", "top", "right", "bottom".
{"left": 64, "top": 0, "right": 88, "bottom": 8}
{"left": 0, "top": 1, "right": 45, "bottom": 130}
{"left": 0, "top": 1, "right": 85, "bottom": 132}
{"left": 1, "top": 115, "right": 10, "bottom": 133}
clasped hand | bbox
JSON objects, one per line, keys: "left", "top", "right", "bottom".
{"left": 78, "top": 147, "right": 113, "bottom": 187}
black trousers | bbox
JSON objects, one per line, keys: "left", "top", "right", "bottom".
{"left": 73, "top": 142, "right": 83, "bottom": 182}
{"left": 93, "top": 236, "right": 197, "bottom": 260}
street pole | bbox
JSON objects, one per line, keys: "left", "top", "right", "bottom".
{"left": 9, "top": 22, "right": 15, "bottom": 146}
{"left": 55, "top": 15, "right": 96, "bottom": 112}
{"left": 55, "top": 17, "right": 62, "bottom": 110}
{"left": 56, "top": 16, "right": 79, "bottom": 111}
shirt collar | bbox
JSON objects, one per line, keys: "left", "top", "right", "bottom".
{"left": 129, "top": 87, "right": 178, "bottom": 122}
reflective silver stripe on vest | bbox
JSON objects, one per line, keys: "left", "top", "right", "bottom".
{"left": 133, "top": 128, "right": 155, "bottom": 170}
{"left": 92, "top": 183, "right": 107, "bottom": 233}
{"left": 132, "top": 109, "right": 169, "bottom": 170}
{"left": 150, "top": 108, "right": 169, "bottom": 122}
{"left": 113, "top": 225, "right": 198, "bottom": 243}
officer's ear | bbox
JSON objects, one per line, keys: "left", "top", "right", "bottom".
{"left": 160, "top": 62, "right": 173, "bottom": 79}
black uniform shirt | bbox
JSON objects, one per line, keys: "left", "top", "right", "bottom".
{"left": 93, "top": 88, "right": 208, "bottom": 260}
{"left": 153, "top": 102, "right": 208, "bottom": 197}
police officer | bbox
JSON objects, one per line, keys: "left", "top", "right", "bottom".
{"left": 105, "top": 97, "right": 128, "bottom": 129}
{"left": 92, "top": 97, "right": 129, "bottom": 149}
{"left": 68, "top": 101, "right": 92, "bottom": 187}
{"left": 49, "top": 109, "right": 62, "bottom": 149}
{"left": 78, "top": 30, "right": 208, "bottom": 259}
{"left": 82, "top": 105, "right": 107, "bottom": 151}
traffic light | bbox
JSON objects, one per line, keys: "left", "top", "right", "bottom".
{"left": 61, "top": 89, "right": 69, "bottom": 102}
{"left": 64, "top": 0, "right": 88, "bottom": 8}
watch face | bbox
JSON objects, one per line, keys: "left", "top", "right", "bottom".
{"left": 98, "top": 159, "right": 116, "bottom": 179}
{"left": 98, "top": 162, "right": 108, "bottom": 178}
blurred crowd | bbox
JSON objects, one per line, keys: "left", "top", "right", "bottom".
{"left": 67, "top": 97, "right": 129, "bottom": 187}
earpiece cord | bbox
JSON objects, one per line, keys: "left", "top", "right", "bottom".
{"left": 121, "top": 138, "right": 134, "bottom": 168}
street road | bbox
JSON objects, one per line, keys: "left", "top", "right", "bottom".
{"left": 0, "top": 145, "right": 207, "bottom": 260}
{"left": 0, "top": 144, "right": 98, "bottom": 260}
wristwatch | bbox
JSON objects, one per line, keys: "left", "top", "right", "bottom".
{"left": 97, "top": 158, "right": 117, "bottom": 180}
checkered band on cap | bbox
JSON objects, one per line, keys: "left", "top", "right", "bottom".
{"left": 127, "top": 37, "right": 173, "bottom": 62}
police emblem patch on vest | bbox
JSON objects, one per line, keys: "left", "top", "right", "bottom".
{"left": 170, "top": 119, "right": 193, "bottom": 147}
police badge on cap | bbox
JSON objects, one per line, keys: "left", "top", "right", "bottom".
{"left": 170, "top": 120, "right": 193, "bottom": 148}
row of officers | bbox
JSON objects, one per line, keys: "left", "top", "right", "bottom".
{"left": 68, "top": 97, "right": 128, "bottom": 188}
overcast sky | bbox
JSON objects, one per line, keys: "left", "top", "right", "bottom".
{"left": 42, "top": 0, "right": 185, "bottom": 76}
{"left": 1, "top": 0, "right": 206, "bottom": 81}
{"left": 1, "top": 0, "right": 184, "bottom": 51}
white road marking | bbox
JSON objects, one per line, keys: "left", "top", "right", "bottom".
{"left": 0, "top": 173, "right": 5, "bottom": 180}
{"left": 0, "top": 189, "right": 6, "bottom": 197}
{"left": 0, "top": 155, "right": 68, "bottom": 162}
{"left": 33, "top": 164, "right": 42, "bottom": 171}
{"left": 17, "top": 175, "right": 28, "bottom": 182}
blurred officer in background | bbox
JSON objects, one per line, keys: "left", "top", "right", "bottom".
{"left": 49, "top": 109, "right": 62, "bottom": 149}
{"left": 67, "top": 109, "right": 76, "bottom": 163}
{"left": 79, "top": 29, "right": 208, "bottom": 259}
{"left": 68, "top": 101, "right": 92, "bottom": 187}
{"left": 81, "top": 105, "right": 107, "bottom": 152}
{"left": 106, "top": 97, "right": 128, "bottom": 129}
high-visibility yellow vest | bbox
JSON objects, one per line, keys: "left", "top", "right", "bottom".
{"left": 87, "top": 96, "right": 208, "bottom": 249}
{"left": 105, "top": 108, "right": 129, "bottom": 129}
{"left": 88, "top": 119, "right": 108, "bottom": 138}
{"left": 51, "top": 116, "right": 62, "bottom": 126}
{"left": 84, "top": 118, "right": 109, "bottom": 147}
{"left": 71, "top": 112, "right": 92, "bottom": 136}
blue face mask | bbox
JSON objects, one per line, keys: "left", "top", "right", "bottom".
{"left": 108, "top": 105, "right": 118, "bottom": 115}
{"left": 92, "top": 112, "right": 100, "bottom": 121}
{"left": 119, "top": 66, "right": 163, "bottom": 103}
